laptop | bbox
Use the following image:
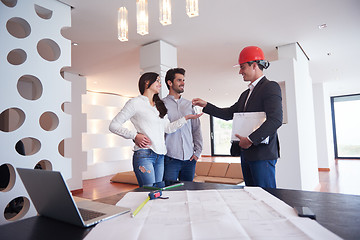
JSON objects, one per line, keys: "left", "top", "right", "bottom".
{"left": 17, "top": 168, "right": 130, "bottom": 227}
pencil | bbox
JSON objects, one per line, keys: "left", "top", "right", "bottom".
{"left": 161, "top": 182, "right": 184, "bottom": 190}
{"left": 131, "top": 196, "right": 150, "bottom": 217}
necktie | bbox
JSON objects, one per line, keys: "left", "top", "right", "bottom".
{"left": 244, "top": 84, "right": 254, "bottom": 109}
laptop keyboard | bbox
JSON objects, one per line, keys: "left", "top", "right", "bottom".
{"left": 78, "top": 208, "right": 106, "bottom": 221}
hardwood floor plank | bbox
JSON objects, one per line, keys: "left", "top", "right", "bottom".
{"left": 317, "top": 159, "right": 360, "bottom": 195}
{"left": 72, "top": 174, "right": 138, "bottom": 200}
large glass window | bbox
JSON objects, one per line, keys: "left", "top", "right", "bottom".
{"left": 331, "top": 94, "right": 360, "bottom": 159}
{"left": 210, "top": 116, "right": 232, "bottom": 156}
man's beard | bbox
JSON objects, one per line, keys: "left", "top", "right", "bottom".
{"left": 174, "top": 86, "right": 184, "bottom": 94}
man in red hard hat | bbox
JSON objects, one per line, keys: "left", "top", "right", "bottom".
{"left": 192, "top": 46, "right": 283, "bottom": 188}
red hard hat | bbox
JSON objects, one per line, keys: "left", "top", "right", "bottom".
{"left": 238, "top": 46, "right": 265, "bottom": 65}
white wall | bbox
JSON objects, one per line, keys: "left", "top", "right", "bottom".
{"left": 313, "top": 79, "right": 360, "bottom": 169}
{"left": 64, "top": 72, "right": 87, "bottom": 190}
{"left": 81, "top": 92, "right": 134, "bottom": 179}
{"left": 0, "top": 0, "right": 71, "bottom": 224}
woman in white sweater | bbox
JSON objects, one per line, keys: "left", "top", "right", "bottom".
{"left": 109, "top": 72, "right": 202, "bottom": 187}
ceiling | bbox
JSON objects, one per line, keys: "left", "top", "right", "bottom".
{"left": 59, "top": 0, "right": 360, "bottom": 105}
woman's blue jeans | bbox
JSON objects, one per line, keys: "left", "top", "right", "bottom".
{"left": 132, "top": 149, "right": 164, "bottom": 187}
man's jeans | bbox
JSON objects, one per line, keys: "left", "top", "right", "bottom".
{"left": 132, "top": 149, "right": 164, "bottom": 187}
{"left": 240, "top": 152, "right": 277, "bottom": 188}
{"left": 163, "top": 156, "right": 196, "bottom": 181}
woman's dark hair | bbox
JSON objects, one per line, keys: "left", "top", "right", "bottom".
{"left": 138, "top": 72, "right": 167, "bottom": 118}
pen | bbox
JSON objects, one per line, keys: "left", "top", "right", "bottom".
{"left": 131, "top": 196, "right": 150, "bottom": 218}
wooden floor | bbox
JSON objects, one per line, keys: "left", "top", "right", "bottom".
{"left": 72, "top": 176, "right": 139, "bottom": 200}
{"left": 317, "top": 159, "right": 360, "bottom": 195}
{"left": 72, "top": 158, "right": 360, "bottom": 200}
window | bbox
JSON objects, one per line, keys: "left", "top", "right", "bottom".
{"left": 331, "top": 94, "right": 360, "bottom": 159}
{"left": 210, "top": 116, "right": 232, "bottom": 156}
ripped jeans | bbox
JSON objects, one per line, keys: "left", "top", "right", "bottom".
{"left": 132, "top": 149, "right": 164, "bottom": 187}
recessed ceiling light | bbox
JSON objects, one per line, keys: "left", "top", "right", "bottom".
{"left": 318, "top": 24, "right": 327, "bottom": 29}
{"left": 72, "top": 42, "right": 79, "bottom": 46}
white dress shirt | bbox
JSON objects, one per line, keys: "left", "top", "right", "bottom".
{"left": 245, "top": 75, "right": 264, "bottom": 108}
{"left": 109, "top": 95, "right": 187, "bottom": 155}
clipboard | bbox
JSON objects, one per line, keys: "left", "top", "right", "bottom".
{"left": 231, "top": 112, "right": 266, "bottom": 141}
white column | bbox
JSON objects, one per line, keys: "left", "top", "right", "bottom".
{"left": 266, "top": 43, "right": 319, "bottom": 191}
{"left": 140, "top": 40, "right": 177, "bottom": 98}
{"left": 313, "top": 83, "right": 334, "bottom": 170}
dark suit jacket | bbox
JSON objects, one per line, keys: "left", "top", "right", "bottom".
{"left": 203, "top": 77, "right": 283, "bottom": 161}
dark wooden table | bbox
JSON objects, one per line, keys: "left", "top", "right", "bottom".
{"left": 265, "top": 187, "right": 360, "bottom": 240}
{"left": 1, "top": 182, "right": 359, "bottom": 240}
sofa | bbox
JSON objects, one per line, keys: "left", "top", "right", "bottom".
{"left": 110, "top": 161, "right": 244, "bottom": 185}
{"left": 193, "top": 162, "right": 244, "bottom": 185}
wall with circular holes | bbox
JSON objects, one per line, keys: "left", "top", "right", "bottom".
{"left": 0, "top": 0, "right": 71, "bottom": 224}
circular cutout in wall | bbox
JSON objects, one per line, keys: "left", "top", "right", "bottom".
{"left": 60, "top": 67, "right": 71, "bottom": 81}
{"left": 37, "top": 38, "right": 61, "bottom": 61}
{"left": 17, "top": 75, "right": 43, "bottom": 100}
{"left": 1, "top": 0, "right": 17, "bottom": 8}
{"left": 16, "top": 137, "right": 41, "bottom": 156}
{"left": 15, "top": 140, "right": 25, "bottom": 155}
{"left": 58, "top": 139, "right": 65, "bottom": 157}
{"left": 34, "top": 159, "right": 53, "bottom": 170}
{"left": 61, "top": 102, "right": 66, "bottom": 112}
{"left": 6, "top": 17, "right": 31, "bottom": 39}
{"left": 0, "top": 163, "right": 16, "bottom": 192}
{"left": 39, "top": 111, "right": 59, "bottom": 131}
{"left": 4, "top": 196, "right": 30, "bottom": 221}
{"left": 61, "top": 102, "right": 71, "bottom": 114}
{"left": 0, "top": 108, "right": 25, "bottom": 132}
{"left": 7, "top": 48, "right": 27, "bottom": 65}
{"left": 34, "top": 4, "right": 53, "bottom": 19}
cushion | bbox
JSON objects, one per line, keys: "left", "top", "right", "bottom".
{"left": 110, "top": 171, "right": 138, "bottom": 185}
{"left": 195, "top": 162, "right": 212, "bottom": 176}
{"left": 207, "top": 162, "right": 229, "bottom": 177}
{"left": 225, "top": 163, "right": 243, "bottom": 179}
{"left": 204, "top": 177, "right": 243, "bottom": 185}
{"left": 193, "top": 176, "right": 207, "bottom": 183}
